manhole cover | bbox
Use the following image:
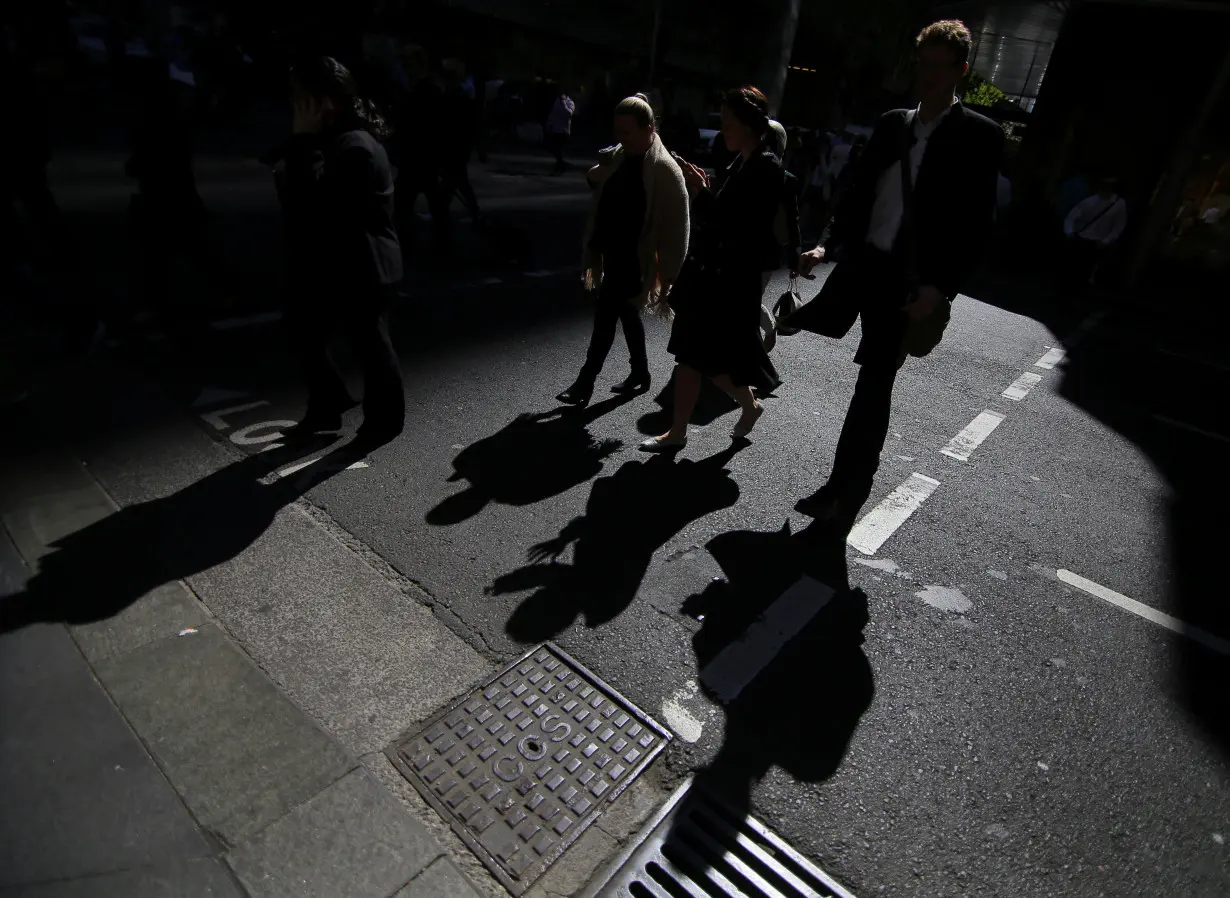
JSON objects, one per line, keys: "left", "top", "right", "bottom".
{"left": 582, "top": 779, "right": 857, "bottom": 897}
{"left": 388, "top": 643, "right": 672, "bottom": 895}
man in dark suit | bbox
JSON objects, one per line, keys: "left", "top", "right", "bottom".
{"left": 792, "top": 19, "right": 1003, "bottom": 527}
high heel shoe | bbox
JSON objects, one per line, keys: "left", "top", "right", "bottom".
{"left": 731, "top": 403, "right": 765, "bottom": 439}
{"left": 638, "top": 435, "right": 687, "bottom": 453}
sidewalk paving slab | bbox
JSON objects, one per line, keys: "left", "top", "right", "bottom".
{"left": 396, "top": 857, "right": 484, "bottom": 898}
{"left": 0, "top": 614, "right": 213, "bottom": 889}
{"left": 0, "top": 859, "right": 245, "bottom": 898}
{"left": 93, "top": 623, "right": 357, "bottom": 847}
{"left": 227, "top": 768, "right": 440, "bottom": 898}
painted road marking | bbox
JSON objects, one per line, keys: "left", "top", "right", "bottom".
{"left": 700, "top": 576, "right": 835, "bottom": 704}
{"left": 277, "top": 457, "right": 371, "bottom": 478}
{"left": 1057, "top": 569, "right": 1230, "bottom": 655}
{"left": 1002, "top": 372, "right": 1043, "bottom": 401}
{"left": 192, "top": 387, "right": 249, "bottom": 408}
{"left": 1153, "top": 346, "right": 1230, "bottom": 373}
{"left": 230, "top": 421, "right": 298, "bottom": 445}
{"left": 1035, "top": 347, "right": 1066, "bottom": 370}
{"left": 210, "top": 311, "right": 282, "bottom": 331}
{"left": 660, "top": 680, "right": 706, "bottom": 743}
{"left": 200, "top": 400, "right": 269, "bottom": 430}
{"left": 847, "top": 473, "right": 940, "bottom": 556}
{"left": 941, "top": 411, "right": 1005, "bottom": 462}
{"left": 1152, "top": 415, "right": 1230, "bottom": 445}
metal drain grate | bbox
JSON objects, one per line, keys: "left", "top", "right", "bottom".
{"left": 582, "top": 779, "right": 857, "bottom": 898}
{"left": 388, "top": 643, "right": 671, "bottom": 895}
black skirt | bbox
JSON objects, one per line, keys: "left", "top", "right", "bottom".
{"left": 666, "top": 258, "right": 780, "bottom": 392}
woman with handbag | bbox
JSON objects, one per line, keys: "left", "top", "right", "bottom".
{"left": 556, "top": 93, "right": 691, "bottom": 406}
{"left": 640, "top": 86, "right": 782, "bottom": 453}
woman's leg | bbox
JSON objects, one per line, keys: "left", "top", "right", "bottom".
{"left": 711, "top": 375, "right": 758, "bottom": 414}
{"left": 661, "top": 364, "right": 702, "bottom": 441}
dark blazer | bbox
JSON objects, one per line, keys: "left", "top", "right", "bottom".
{"left": 693, "top": 148, "right": 787, "bottom": 275}
{"left": 276, "top": 125, "right": 402, "bottom": 295}
{"left": 828, "top": 102, "right": 1003, "bottom": 299}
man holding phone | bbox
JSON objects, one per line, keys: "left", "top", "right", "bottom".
{"left": 788, "top": 20, "right": 1003, "bottom": 528}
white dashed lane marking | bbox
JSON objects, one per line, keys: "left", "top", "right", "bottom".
{"left": 940, "top": 411, "right": 1005, "bottom": 462}
{"left": 699, "top": 577, "right": 836, "bottom": 704}
{"left": 847, "top": 474, "right": 940, "bottom": 556}
{"left": 1152, "top": 415, "right": 1230, "bottom": 445}
{"left": 1002, "top": 372, "right": 1043, "bottom": 401}
{"left": 1057, "top": 569, "right": 1230, "bottom": 655}
{"left": 1034, "top": 347, "right": 1066, "bottom": 370}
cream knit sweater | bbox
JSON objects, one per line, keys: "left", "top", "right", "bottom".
{"left": 581, "top": 133, "right": 690, "bottom": 308}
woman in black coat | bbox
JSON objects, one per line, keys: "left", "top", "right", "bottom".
{"left": 641, "top": 86, "right": 783, "bottom": 453}
{"left": 275, "top": 56, "right": 405, "bottom": 441}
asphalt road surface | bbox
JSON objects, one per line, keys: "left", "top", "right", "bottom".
{"left": 44, "top": 150, "right": 1230, "bottom": 897}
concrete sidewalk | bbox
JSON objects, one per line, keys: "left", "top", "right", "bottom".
{"left": 0, "top": 368, "right": 493, "bottom": 897}
{"left": 0, "top": 348, "right": 669, "bottom": 897}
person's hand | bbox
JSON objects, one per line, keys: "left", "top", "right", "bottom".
{"left": 681, "top": 161, "right": 709, "bottom": 191}
{"left": 292, "top": 97, "right": 323, "bottom": 134}
{"left": 796, "top": 246, "right": 826, "bottom": 279}
{"left": 903, "top": 284, "right": 945, "bottom": 321}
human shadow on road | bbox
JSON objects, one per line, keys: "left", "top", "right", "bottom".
{"left": 0, "top": 435, "right": 386, "bottom": 632}
{"left": 491, "top": 445, "right": 744, "bottom": 642}
{"left": 426, "top": 396, "right": 634, "bottom": 526}
{"left": 636, "top": 370, "right": 780, "bottom": 437}
{"left": 681, "top": 519, "right": 874, "bottom": 818}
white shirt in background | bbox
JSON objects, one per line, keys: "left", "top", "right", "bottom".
{"left": 1064, "top": 194, "right": 1128, "bottom": 246}
{"left": 865, "top": 102, "right": 955, "bottom": 252}
{"left": 546, "top": 95, "right": 575, "bottom": 135}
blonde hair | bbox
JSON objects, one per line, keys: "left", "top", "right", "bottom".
{"left": 615, "top": 93, "right": 655, "bottom": 129}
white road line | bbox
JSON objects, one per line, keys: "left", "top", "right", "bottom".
{"left": 1035, "top": 347, "right": 1066, "bottom": 370}
{"left": 1057, "top": 569, "right": 1230, "bottom": 655}
{"left": 199, "top": 400, "right": 269, "bottom": 430}
{"left": 1153, "top": 414, "right": 1230, "bottom": 444}
{"left": 847, "top": 473, "right": 940, "bottom": 556}
{"left": 699, "top": 576, "right": 835, "bottom": 704}
{"left": 1153, "top": 346, "right": 1230, "bottom": 373}
{"left": 277, "top": 458, "right": 370, "bottom": 479}
{"left": 209, "top": 311, "right": 282, "bottom": 331}
{"left": 940, "top": 411, "right": 1005, "bottom": 462}
{"left": 1002, "top": 372, "right": 1043, "bottom": 401}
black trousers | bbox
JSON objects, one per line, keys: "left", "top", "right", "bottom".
{"left": 827, "top": 251, "right": 911, "bottom": 511}
{"left": 395, "top": 172, "right": 451, "bottom": 253}
{"left": 287, "top": 285, "right": 405, "bottom": 428}
{"left": 579, "top": 275, "right": 647, "bottom": 384}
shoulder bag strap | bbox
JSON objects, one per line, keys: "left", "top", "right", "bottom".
{"left": 898, "top": 111, "right": 919, "bottom": 296}
{"left": 1075, "top": 197, "right": 1119, "bottom": 238}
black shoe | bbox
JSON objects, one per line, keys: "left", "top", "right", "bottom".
{"left": 355, "top": 418, "right": 404, "bottom": 445}
{"left": 795, "top": 487, "right": 844, "bottom": 522}
{"left": 611, "top": 373, "right": 651, "bottom": 395}
{"left": 556, "top": 381, "right": 594, "bottom": 406}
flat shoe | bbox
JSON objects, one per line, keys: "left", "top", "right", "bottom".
{"left": 638, "top": 436, "right": 687, "bottom": 453}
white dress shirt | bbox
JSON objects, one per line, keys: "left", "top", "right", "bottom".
{"left": 1064, "top": 194, "right": 1127, "bottom": 246}
{"left": 865, "top": 103, "right": 955, "bottom": 252}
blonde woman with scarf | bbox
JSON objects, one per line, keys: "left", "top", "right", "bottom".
{"left": 556, "top": 94, "right": 690, "bottom": 407}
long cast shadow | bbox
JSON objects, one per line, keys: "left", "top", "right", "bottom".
{"left": 963, "top": 253, "right": 1229, "bottom": 760}
{"left": 492, "top": 445, "right": 744, "bottom": 642}
{"left": 683, "top": 520, "right": 875, "bottom": 818}
{"left": 426, "top": 396, "right": 634, "bottom": 526}
{"left": 0, "top": 435, "right": 386, "bottom": 632}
